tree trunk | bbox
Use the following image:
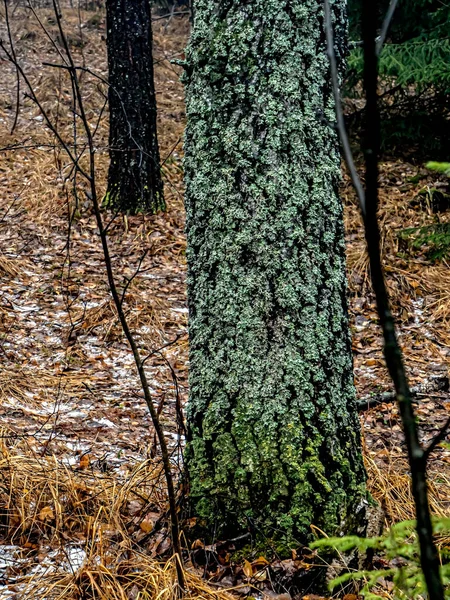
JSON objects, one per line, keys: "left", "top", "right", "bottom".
{"left": 105, "top": 0, "right": 164, "bottom": 214}
{"left": 183, "top": 0, "right": 367, "bottom": 542}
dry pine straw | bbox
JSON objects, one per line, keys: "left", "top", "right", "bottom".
{"left": 0, "top": 438, "right": 238, "bottom": 600}
{"left": 0, "top": 4, "right": 450, "bottom": 599}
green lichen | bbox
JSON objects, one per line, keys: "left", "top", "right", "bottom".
{"left": 183, "top": 0, "right": 367, "bottom": 543}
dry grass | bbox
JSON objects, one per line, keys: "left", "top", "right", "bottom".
{"left": 365, "top": 454, "right": 450, "bottom": 526}
{"left": 19, "top": 555, "right": 235, "bottom": 600}
{"left": 0, "top": 439, "right": 235, "bottom": 600}
{"left": 1, "top": 437, "right": 449, "bottom": 599}
{"left": 0, "top": 256, "right": 26, "bottom": 278}
{"left": 0, "top": 367, "right": 85, "bottom": 406}
{"left": 68, "top": 294, "right": 165, "bottom": 343}
{"left": 0, "top": 441, "right": 168, "bottom": 546}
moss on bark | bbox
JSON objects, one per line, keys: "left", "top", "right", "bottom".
{"left": 183, "top": 0, "right": 367, "bottom": 542}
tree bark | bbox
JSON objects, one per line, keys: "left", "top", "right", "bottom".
{"left": 183, "top": 0, "right": 367, "bottom": 542}
{"left": 105, "top": 0, "right": 164, "bottom": 214}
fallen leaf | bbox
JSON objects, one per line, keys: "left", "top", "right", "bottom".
{"left": 243, "top": 559, "right": 253, "bottom": 578}
{"left": 78, "top": 454, "right": 90, "bottom": 469}
{"left": 253, "top": 568, "right": 267, "bottom": 581}
{"left": 140, "top": 516, "right": 154, "bottom": 533}
{"left": 252, "top": 555, "right": 269, "bottom": 567}
{"left": 365, "top": 358, "right": 378, "bottom": 366}
{"left": 39, "top": 506, "right": 54, "bottom": 521}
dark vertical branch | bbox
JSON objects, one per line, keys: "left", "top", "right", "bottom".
{"left": 323, "top": 0, "right": 365, "bottom": 216}
{"left": 324, "top": 0, "right": 445, "bottom": 597}
{"left": 361, "top": 4, "right": 443, "bottom": 597}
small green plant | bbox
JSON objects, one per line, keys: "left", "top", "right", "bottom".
{"left": 426, "top": 162, "right": 450, "bottom": 177}
{"left": 346, "top": 2, "right": 450, "bottom": 155}
{"left": 311, "top": 519, "right": 450, "bottom": 599}
{"left": 398, "top": 223, "right": 450, "bottom": 261}
{"left": 398, "top": 160, "right": 450, "bottom": 260}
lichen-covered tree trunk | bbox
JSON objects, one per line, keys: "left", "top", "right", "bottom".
{"left": 183, "top": 0, "right": 367, "bottom": 542}
{"left": 105, "top": 0, "right": 164, "bottom": 213}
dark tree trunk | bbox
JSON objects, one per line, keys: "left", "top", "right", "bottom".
{"left": 183, "top": 0, "right": 367, "bottom": 543}
{"left": 105, "top": 0, "right": 164, "bottom": 214}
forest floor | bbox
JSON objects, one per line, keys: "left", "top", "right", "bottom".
{"left": 0, "top": 5, "right": 449, "bottom": 600}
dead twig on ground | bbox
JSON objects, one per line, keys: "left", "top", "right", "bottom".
{"left": 357, "top": 375, "right": 449, "bottom": 410}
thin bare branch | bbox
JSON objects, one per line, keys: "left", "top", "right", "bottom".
{"left": 325, "top": 0, "right": 445, "bottom": 597}
{"left": 48, "top": 3, "right": 185, "bottom": 587}
{"left": 119, "top": 250, "right": 149, "bottom": 308}
{"left": 0, "top": 41, "right": 91, "bottom": 180}
{"left": 376, "top": 0, "right": 399, "bottom": 56}
{"left": 424, "top": 416, "right": 450, "bottom": 461}
{"left": 357, "top": 376, "right": 449, "bottom": 411}
{"left": 3, "top": 0, "right": 20, "bottom": 133}
{"left": 26, "top": 0, "right": 69, "bottom": 66}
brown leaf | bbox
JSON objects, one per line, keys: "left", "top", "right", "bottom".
{"left": 243, "top": 559, "right": 253, "bottom": 578}
{"left": 39, "top": 506, "right": 54, "bottom": 521}
{"left": 140, "top": 515, "right": 154, "bottom": 533}
{"left": 78, "top": 454, "right": 90, "bottom": 469}
{"left": 156, "top": 535, "right": 171, "bottom": 555}
{"left": 252, "top": 555, "right": 269, "bottom": 567}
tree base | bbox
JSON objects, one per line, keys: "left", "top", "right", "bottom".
{"left": 103, "top": 186, "right": 165, "bottom": 215}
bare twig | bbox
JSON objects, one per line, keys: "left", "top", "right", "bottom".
{"left": 119, "top": 250, "right": 149, "bottom": 308}
{"left": 3, "top": 0, "right": 20, "bottom": 133}
{"left": 1, "top": 2, "right": 185, "bottom": 590}
{"left": 142, "top": 333, "right": 185, "bottom": 366}
{"left": 357, "top": 376, "right": 449, "bottom": 411}
{"left": 323, "top": 0, "right": 366, "bottom": 217}
{"left": 26, "top": 0, "right": 69, "bottom": 66}
{"left": 424, "top": 416, "right": 450, "bottom": 461}
{"left": 376, "top": 0, "right": 399, "bottom": 56}
{"left": 324, "top": 0, "right": 445, "bottom": 597}
{"left": 0, "top": 40, "right": 90, "bottom": 179}
{"left": 152, "top": 10, "right": 190, "bottom": 22}
{"left": 153, "top": 349, "right": 187, "bottom": 440}
{"left": 50, "top": 1, "right": 185, "bottom": 588}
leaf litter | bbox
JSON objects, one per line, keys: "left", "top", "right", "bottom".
{"left": 0, "top": 3, "right": 449, "bottom": 599}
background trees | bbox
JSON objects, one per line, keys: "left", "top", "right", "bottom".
{"left": 347, "top": 0, "right": 450, "bottom": 156}
{"left": 183, "top": 0, "right": 367, "bottom": 542}
{"left": 105, "top": 0, "right": 164, "bottom": 213}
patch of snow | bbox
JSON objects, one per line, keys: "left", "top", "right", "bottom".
{"left": 66, "top": 410, "right": 88, "bottom": 419}
{"left": 62, "top": 546, "right": 87, "bottom": 572}
{"left": 61, "top": 456, "right": 80, "bottom": 467}
{"left": 88, "top": 417, "right": 116, "bottom": 428}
